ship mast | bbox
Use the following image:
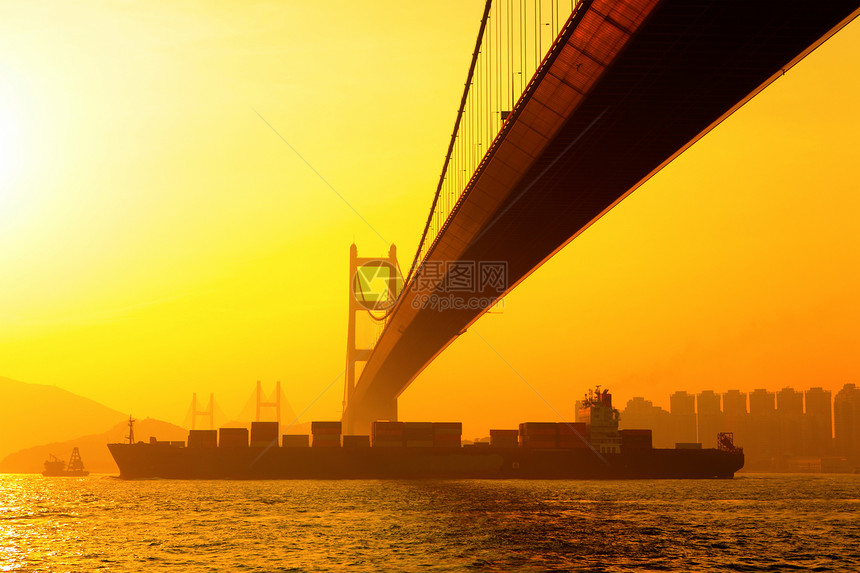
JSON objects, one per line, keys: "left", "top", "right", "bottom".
{"left": 126, "top": 415, "right": 136, "bottom": 444}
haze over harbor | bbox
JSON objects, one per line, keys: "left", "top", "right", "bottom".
{"left": 2, "top": 1, "right": 859, "bottom": 570}
{"left": 0, "top": 1, "right": 858, "bottom": 436}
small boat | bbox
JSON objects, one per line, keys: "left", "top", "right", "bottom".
{"left": 42, "top": 447, "right": 90, "bottom": 477}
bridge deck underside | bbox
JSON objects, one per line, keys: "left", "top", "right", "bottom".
{"left": 345, "top": 0, "right": 859, "bottom": 429}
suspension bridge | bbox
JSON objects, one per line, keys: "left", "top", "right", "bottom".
{"left": 341, "top": 0, "right": 860, "bottom": 433}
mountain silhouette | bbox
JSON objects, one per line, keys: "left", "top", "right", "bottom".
{"left": 0, "top": 376, "right": 129, "bottom": 461}
{"left": 0, "top": 417, "right": 188, "bottom": 474}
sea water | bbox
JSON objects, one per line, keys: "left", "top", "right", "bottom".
{"left": 1, "top": 473, "right": 858, "bottom": 572}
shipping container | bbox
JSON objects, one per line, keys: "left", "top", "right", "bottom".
{"left": 519, "top": 422, "right": 559, "bottom": 436}
{"left": 558, "top": 439, "right": 588, "bottom": 449}
{"left": 282, "top": 434, "right": 310, "bottom": 448}
{"left": 558, "top": 422, "right": 589, "bottom": 449}
{"left": 404, "top": 422, "right": 434, "bottom": 440}
{"left": 557, "top": 422, "right": 587, "bottom": 437}
{"left": 187, "top": 429, "right": 217, "bottom": 449}
{"left": 433, "top": 422, "right": 461, "bottom": 447}
{"left": 491, "top": 439, "right": 519, "bottom": 447}
{"left": 620, "top": 429, "right": 652, "bottom": 450}
{"left": 433, "top": 436, "right": 462, "bottom": 448}
{"left": 372, "top": 421, "right": 405, "bottom": 437}
{"left": 312, "top": 434, "right": 341, "bottom": 447}
{"left": 519, "top": 423, "right": 558, "bottom": 448}
{"left": 519, "top": 435, "right": 558, "bottom": 449}
{"left": 490, "top": 429, "right": 519, "bottom": 448}
{"left": 432, "top": 422, "right": 463, "bottom": 436}
{"left": 620, "top": 429, "right": 652, "bottom": 436}
{"left": 490, "top": 429, "right": 519, "bottom": 438}
{"left": 434, "top": 435, "right": 461, "bottom": 443}
{"left": 342, "top": 435, "right": 371, "bottom": 448}
{"left": 519, "top": 441, "right": 558, "bottom": 449}
{"left": 406, "top": 439, "right": 434, "bottom": 448}
{"left": 311, "top": 421, "right": 342, "bottom": 435}
{"left": 219, "top": 427, "right": 249, "bottom": 448}
{"left": 372, "top": 438, "right": 405, "bottom": 448}
{"left": 675, "top": 442, "right": 703, "bottom": 450}
{"left": 491, "top": 438, "right": 518, "bottom": 448}
{"left": 251, "top": 421, "right": 279, "bottom": 444}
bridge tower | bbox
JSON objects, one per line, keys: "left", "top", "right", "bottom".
{"left": 191, "top": 393, "right": 215, "bottom": 430}
{"left": 256, "top": 380, "right": 281, "bottom": 423}
{"left": 343, "top": 243, "right": 399, "bottom": 434}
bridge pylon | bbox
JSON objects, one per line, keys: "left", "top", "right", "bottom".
{"left": 256, "top": 380, "right": 281, "bottom": 423}
{"left": 191, "top": 393, "right": 214, "bottom": 430}
{"left": 342, "top": 243, "right": 399, "bottom": 434}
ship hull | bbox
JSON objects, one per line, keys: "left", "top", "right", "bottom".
{"left": 108, "top": 443, "right": 743, "bottom": 480}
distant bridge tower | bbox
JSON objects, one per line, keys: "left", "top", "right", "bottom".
{"left": 191, "top": 393, "right": 215, "bottom": 430}
{"left": 343, "top": 243, "right": 399, "bottom": 434}
{"left": 256, "top": 380, "right": 281, "bottom": 423}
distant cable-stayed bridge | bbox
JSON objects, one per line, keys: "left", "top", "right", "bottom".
{"left": 183, "top": 382, "right": 300, "bottom": 430}
{"left": 342, "top": 0, "right": 860, "bottom": 433}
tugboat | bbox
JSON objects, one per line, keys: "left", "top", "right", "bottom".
{"left": 42, "top": 447, "right": 90, "bottom": 477}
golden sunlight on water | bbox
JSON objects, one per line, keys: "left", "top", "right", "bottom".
{"left": 2, "top": 474, "right": 858, "bottom": 571}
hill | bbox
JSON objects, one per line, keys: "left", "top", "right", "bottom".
{"left": 0, "top": 376, "right": 129, "bottom": 461}
{"left": 0, "top": 417, "right": 188, "bottom": 474}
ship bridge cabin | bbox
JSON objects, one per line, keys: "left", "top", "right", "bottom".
{"left": 577, "top": 387, "right": 622, "bottom": 454}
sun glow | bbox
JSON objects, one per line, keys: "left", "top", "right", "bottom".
{"left": 0, "top": 82, "right": 24, "bottom": 189}
{"left": 0, "top": 71, "right": 37, "bottom": 231}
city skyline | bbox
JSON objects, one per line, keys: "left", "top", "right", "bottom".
{"left": 617, "top": 383, "right": 860, "bottom": 471}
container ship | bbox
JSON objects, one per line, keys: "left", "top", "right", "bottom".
{"left": 108, "top": 388, "right": 744, "bottom": 479}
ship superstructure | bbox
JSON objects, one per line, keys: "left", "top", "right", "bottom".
{"left": 42, "top": 447, "right": 89, "bottom": 477}
{"left": 577, "top": 386, "right": 622, "bottom": 454}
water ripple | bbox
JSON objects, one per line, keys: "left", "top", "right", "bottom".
{"left": 1, "top": 474, "right": 858, "bottom": 571}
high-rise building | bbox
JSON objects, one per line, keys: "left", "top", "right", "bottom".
{"left": 805, "top": 387, "right": 833, "bottom": 456}
{"left": 777, "top": 388, "right": 803, "bottom": 414}
{"left": 669, "top": 391, "right": 697, "bottom": 445}
{"left": 697, "top": 391, "right": 722, "bottom": 448}
{"left": 747, "top": 389, "right": 778, "bottom": 468}
{"left": 748, "top": 389, "right": 775, "bottom": 414}
{"left": 723, "top": 390, "right": 748, "bottom": 416}
{"left": 722, "top": 390, "right": 748, "bottom": 450}
{"left": 834, "top": 383, "right": 860, "bottom": 462}
{"left": 776, "top": 387, "right": 804, "bottom": 457}
{"left": 619, "top": 397, "right": 672, "bottom": 448}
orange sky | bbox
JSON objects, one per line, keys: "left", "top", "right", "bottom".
{"left": 1, "top": 1, "right": 857, "bottom": 438}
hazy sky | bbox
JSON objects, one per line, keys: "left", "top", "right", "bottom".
{"left": 1, "top": 1, "right": 857, "bottom": 438}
